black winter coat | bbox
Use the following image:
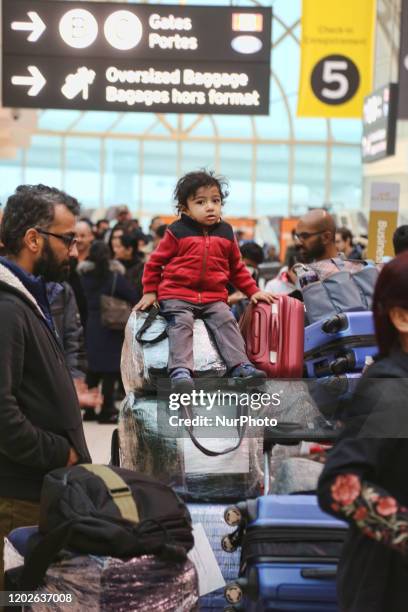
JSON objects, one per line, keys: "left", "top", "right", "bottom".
{"left": 78, "top": 260, "right": 139, "bottom": 373}
{"left": 318, "top": 350, "right": 408, "bottom": 612}
{"left": 0, "top": 262, "right": 91, "bottom": 502}
{"left": 48, "top": 282, "right": 87, "bottom": 379}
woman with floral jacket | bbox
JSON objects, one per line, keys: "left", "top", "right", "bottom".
{"left": 318, "top": 252, "right": 408, "bottom": 612}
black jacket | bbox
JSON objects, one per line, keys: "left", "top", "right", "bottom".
{"left": 0, "top": 262, "right": 91, "bottom": 502}
{"left": 48, "top": 282, "right": 87, "bottom": 379}
{"left": 318, "top": 350, "right": 408, "bottom": 612}
{"left": 78, "top": 260, "right": 139, "bottom": 373}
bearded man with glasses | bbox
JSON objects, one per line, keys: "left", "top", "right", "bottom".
{"left": 294, "top": 209, "right": 338, "bottom": 264}
{"left": 0, "top": 184, "right": 91, "bottom": 588}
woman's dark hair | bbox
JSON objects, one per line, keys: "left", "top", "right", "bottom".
{"left": 108, "top": 222, "right": 126, "bottom": 255}
{"left": 1, "top": 184, "right": 80, "bottom": 255}
{"left": 393, "top": 225, "right": 408, "bottom": 255}
{"left": 174, "top": 170, "right": 229, "bottom": 215}
{"left": 119, "top": 233, "right": 140, "bottom": 258}
{"left": 373, "top": 252, "right": 408, "bottom": 357}
{"left": 87, "top": 240, "right": 111, "bottom": 281}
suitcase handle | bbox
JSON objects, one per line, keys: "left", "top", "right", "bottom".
{"left": 135, "top": 305, "right": 168, "bottom": 345}
{"left": 269, "top": 302, "right": 279, "bottom": 364}
{"left": 301, "top": 568, "right": 337, "bottom": 579}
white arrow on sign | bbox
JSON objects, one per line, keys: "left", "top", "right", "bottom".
{"left": 11, "top": 11, "right": 46, "bottom": 42}
{"left": 11, "top": 66, "right": 46, "bottom": 96}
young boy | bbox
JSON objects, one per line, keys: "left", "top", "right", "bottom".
{"left": 135, "top": 170, "right": 274, "bottom": 391}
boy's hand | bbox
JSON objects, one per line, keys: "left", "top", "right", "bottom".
{"left": 250, "top": 291, "right": 275, "bottom": 305}
{"left": 134, "top": 292, "right": 158, "bottom": 311}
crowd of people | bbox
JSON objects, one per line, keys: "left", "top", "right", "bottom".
{"left": 1, "top": 174, "right": 408, "bottom": 607}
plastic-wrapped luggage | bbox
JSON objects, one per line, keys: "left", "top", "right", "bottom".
{"left": 121, "top": 309, "right": 226, "bottom": 393}
{"left": 239, "top": 296, "right": 304, "bottom": 378}
{"left": 188, "top": 504, "right": 241, "bottom": 611}
{"left": 224, "top": 495, "right": 347, "bottom": 611}
{"left": 269, "top": 456, "right": 324, "bottom": 495}
{"left": 117, "top": 393, "right": 263, "bottom": 502}
{"left": 4, "top": 527, "right": 198, "bottom": 612}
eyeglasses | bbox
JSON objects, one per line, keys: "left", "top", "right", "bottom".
{"left": 294, "top": 231, "right": 325, "bottom": 242}
{"left": 35, "top": 228, "right": 77, "bottom": 250}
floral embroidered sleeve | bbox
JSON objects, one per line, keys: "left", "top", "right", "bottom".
{"left": 326, "top": 473, "right": 408, "bottom": 554}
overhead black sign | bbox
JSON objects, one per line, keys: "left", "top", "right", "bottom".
{"left": 398, "top": 0, "right": 408, "bottom": 119}
{"left": 2, "top": 0, "right": 271, "bottom": 115}
{"left": 362, "top": 83, "right": 398, "bottom": 164}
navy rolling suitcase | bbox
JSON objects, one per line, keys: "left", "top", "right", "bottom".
{"left": 223, "top": 495, "right": 347, "bottom": 611}
{"left": 188, "top": 503, "right": 241, "bottom": 611}
{"left": 304, "top": 312, "right": 376, "bottom": 378}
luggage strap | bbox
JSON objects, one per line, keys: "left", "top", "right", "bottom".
{"left": 135, "top": 304, "right": 168, "bottom": 345}
{"left": 20, "top": 466, "right": 140, "bottom": 591}
{"left": 182, "top": 403, "right": 247, "bottom": 457}
{"left": 82, "top": 464, "right": 139, "bottom": 524}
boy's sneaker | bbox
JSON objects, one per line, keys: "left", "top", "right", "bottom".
{"left": 170, "top": 368, "right": 194, "bottom": 393}
{"left": 230, "top": 363, "right": 267, "bottom": 384}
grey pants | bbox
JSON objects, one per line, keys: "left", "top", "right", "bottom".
{"left": 160, "top": 299, "right": 249, "bottom": 373}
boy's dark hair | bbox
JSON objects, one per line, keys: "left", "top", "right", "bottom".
{"left": 1, "top": 184, "right": 80, "bottom": 255}
{"left": 393, "top": 225, "right": 408, "bottom": 255}
{"left": 174, "top": 170, "right": 229, "bottom": 215}
{"left": 240, "top": 241, "right": 264, "bottom": 266}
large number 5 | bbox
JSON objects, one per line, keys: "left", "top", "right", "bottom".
{"left": 321, "top": 60, "right": 349, "bottom": 100}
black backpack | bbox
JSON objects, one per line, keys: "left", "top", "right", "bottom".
{"left": 20, "top": 464, "right": 194, "bottom": 590}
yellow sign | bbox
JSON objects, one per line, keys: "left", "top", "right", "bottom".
{"left": 367, "top": 183, "right": 400, "bottom": 263}
{"left": 298, "top": 0, "right": 376, "bottom": 118}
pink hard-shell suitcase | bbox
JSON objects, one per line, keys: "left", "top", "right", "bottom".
{"left": 239, "top": 296, "right": 304, "bottom": 378}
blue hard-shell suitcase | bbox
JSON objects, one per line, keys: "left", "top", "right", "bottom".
{"left": 305, "top": 345, "right": 377, "bottom": 378}
{"left": 224, "top": 495, "right": 347, "bottom": 611}
{"left": 188, "top": 503, "right": 241, "bottom": 611}
{"left": 304, "top": 311, "right": 375, "bottom": 354}
{"left": 304, "top": 312, "right": 377, "bottom": 378}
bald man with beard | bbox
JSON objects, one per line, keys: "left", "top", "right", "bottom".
{"left": 295, "top": 209, "right": 338, "bottom": 263}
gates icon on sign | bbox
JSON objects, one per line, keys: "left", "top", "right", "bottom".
{"left": 104, "top": 10, "right": 143, "bottom": 51}
{"left": 59, "top": 9, "right": 98, "bottom": 49}
{"left": 310, "top": 54, "right": 360, "bottom": 106}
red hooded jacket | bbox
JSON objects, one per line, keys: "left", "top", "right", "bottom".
{"left": 143, "top": 214, "right": 259, "bottom": 303}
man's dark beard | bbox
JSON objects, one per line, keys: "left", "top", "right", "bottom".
{"left": 33, "top": 240, "right": 70, "bottom": 282}
{"left": 298, "top": 236, "right": 326, "bottom": 263}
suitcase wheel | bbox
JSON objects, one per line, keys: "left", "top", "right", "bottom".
{"left": 221, "top": 533, "right": 239, "bottom": 553}
{"left": 224, "top": 582, "right": 244, "bottom": 605}
{"left": 224, "top": 505, "right": 242, "bottom": 527}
